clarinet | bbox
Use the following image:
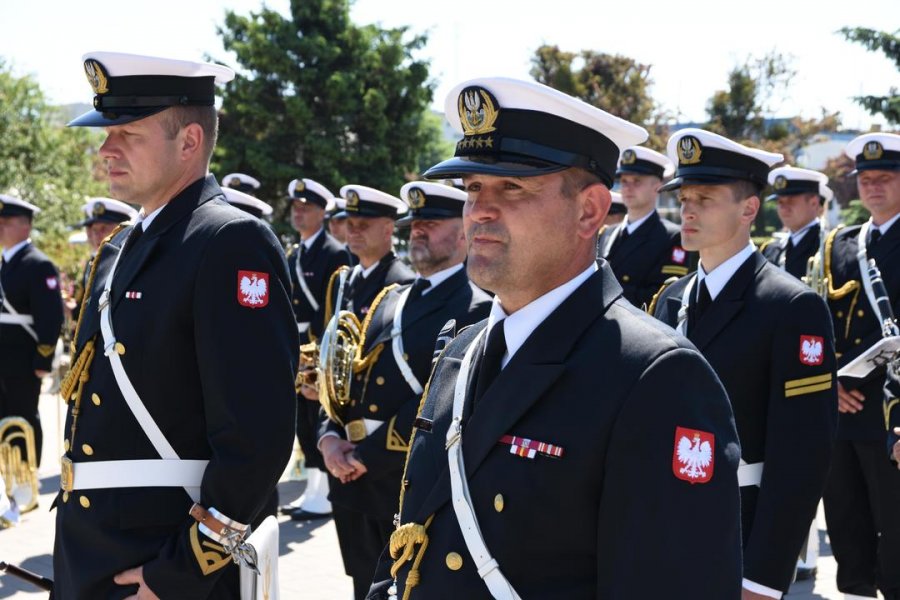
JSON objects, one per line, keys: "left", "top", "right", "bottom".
{"left": 866, "top": 259, "right": 900, "bottom": 339}
{"left": 0, "top": 561, "right": 54, "bottom": 593}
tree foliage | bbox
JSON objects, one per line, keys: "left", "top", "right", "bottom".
{"left": 839, "top": 27, "right": 900, "bottom": 124}
{"left": 215, "top": 0, "right": 440, "bottom": 235}
{"left": 0, "top": 60, "right": 105, "bottom": 276}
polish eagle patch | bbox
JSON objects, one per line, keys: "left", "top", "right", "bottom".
{"left": 799, "top": 335, "right": 824, "bottom": 366}
{"left": 671, "top": 247, "right": 687, "bottom": 264}
{"left": 238, "top": 271, "right": 269, "bottom": 308}
{"left": 673, "top": 426, "right": 714, "bottom": 484}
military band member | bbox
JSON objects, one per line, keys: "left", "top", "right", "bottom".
{"left": 221, "top": 172, "right": 261, "bottom": 196}
{"left": 284, "top": 177, "right": 351, "bottom": 522}
{"left": 70, "top": 198, "right": 137, "bottom": 330}
{"left": 651, "top": 129, "right": 837, "bottom": 598}
{"left": 319, "top": 181, "right": 490, "bottom": 600}
{"left": 333, "top": 185, "right": 415, "bottom": 318}
{"left": 327, "top": 201, "right": 350, "bottom": 244}
{"left": 369, "top": 78, "right": 742, "bottom": 600}
{"left": 221, "top": 186, "right": 273, "bottom": 220}
{"left": 821, "top": 132, "right": 900, "bottom": 600}
{"left": 0, "top": 195, "right": 64, "bottom": 468}
{"left": 760, "top": 166, "right": 832, "bottom": 281}
{"left": 598, "top": 145, "right": 694, "bottom": 308}
{"left": 58, "top": 52, "right": 298, "bottom": 599}
{"left": 603, "top": 190, "right": 626, "bottom": 226}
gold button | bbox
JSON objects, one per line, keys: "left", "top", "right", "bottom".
{"left": 403, "top": 353, "right": 409, "bottom": 361}
{"left": 115, "top": 342, "right": 126, "bottom": 355}
{"left": 64, "top": 439, "right": 70, "bottom": 451}
{"left": 91, "top": 393, "right": 101, "bottom": 406}
{"left": 79, "top": 495, "right": 90, "bottom": 508}
{"left": 62, "top": 491, "right": 69, "bottom": 503}
{"left": 445, "top": 552, "right": 463, "bottom": 571}
{"left": 293, "top": 299, "right": 299, "bottom": 305}
{"left": 622, "top": 275, "right": 631, "bottom": 282}
{"left": 82, "top": 444, "right": 94, "bottom": 456}
{"left": 494, "top": 494, "right": 504, "bottom": 512}
{"left": 376, "top": 376, "right": 385, "bottom": 386}
{"left": 368, "top": 404, "right": 378, "bottom": 413}
{"left": 836, "top": 311, "right": 844, "bottom": 318}
{"left": 356, "top": 374, "right": 363, "bottom": 381}
{"left": 857, "top": 310, "right": 865, "bottom": 317}
{"left": 351, "top": 400, "right": 357, "bottom": 407}
{"left": 855, "top": 338, "right": 862, "bottom": 345}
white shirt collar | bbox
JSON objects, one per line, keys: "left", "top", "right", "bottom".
{"left": 697, "top": 242, "right": 756, "bottom": 301}
{"left": 301, "top": 227, "right": 324, "bottom": 250}
{"left": 487, "top": 263, "right": 598, "bottom": 368}
{"left": 789, "top": 218, "right": 820, "bottom": 246}
{"left": 873, "top": 212, "right": 900, "bottom": 236}
{"left": 624, "top": 210, "right": 655, "bottom": 235}
{"left": 2, "top": 239, "right": 31, "bottom": 262}
{"left": 417, "top": 262, "right": 464, "bottom": 296}
{"left": 138, "top": 205, "right": 166, "bottom": 231}
{"left": 357, "top": 261, "right": 380, "bottom": 279}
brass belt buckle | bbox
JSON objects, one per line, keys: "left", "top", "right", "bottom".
{"left": 60, "top": 455, "right": 74, "bottom": 492}
{"left": 345, "top": 420, "right": 367, "bottom": 443}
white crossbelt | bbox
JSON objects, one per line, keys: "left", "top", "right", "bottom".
{"left": 1, "top": 297, "right": 38, "bottom": 341}
{"left": 390, "top": 286, "right": 424, "bottom": 395}
{"left": 70, "top": 459, "right": 207, "bottom": 493}
{"left": 857, "top": 220, "right": 885, "bottom": 321}
{"left": 446, "top": 329, "right": 522, "bottom": 600}
{"left": 738, "top": 460, "right": 763, "bottom": 487}
{"left": 294, "top": 252, "right": 319, "bottom": 312}
{"left": 96, "top": 236, "right": 203, "bottom": 502}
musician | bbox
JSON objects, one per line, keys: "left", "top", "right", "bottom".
{"left": 760, "top": 166, "right": 832, "bottom": 281}
{"left": 821, "top": 132, "right": 900, "bottom": 600}
{"left": 58, "top": 51, "right": 298, "bottom": 599}
{"left": 652, "top": 128, "right": 837, "bottom": 598}
{"left": 221, "top": 186, "right": 273, "bottom": 220}
{"left": 221, "top": 172, "right": 261, "bottom": 196}
{"left": 368, "top": 78, "right": 743, "bottom": 600}
{"left": 597, "top": 145, "right": 694, "bottom": 308}
{"left": 319, "top": 181, "right": 490, "bottom": 600}
{"left": 0, "top": 195, "right": 64, "bottom": 469}
{"left": 285, "top": 177, "right": 351, "bottom": 521}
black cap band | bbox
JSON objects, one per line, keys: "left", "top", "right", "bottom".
{"left": 345, "top": 199, "right": 398, "bottom": 218}
{"left": 855, "top": 149, "right": 900, "bottom": 172}
{"left": 616, "top": 160, "right": 665, "bottom": 179}
{"left": 291, "top": 191, "right": 329, "bottom": 209}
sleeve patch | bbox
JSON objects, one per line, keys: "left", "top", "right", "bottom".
{"left": 661, "top": 265, "right": 689, "bottom": 276}
{"left": 37, "top": 344, "right": 55, "bottom": 358}
{"left": 799, "top": 335, "right": 825, "bottom": 366}
{"left": 237, "top": 271, "right": 270, "bottom": 308}
{"left": 785, "top": 373, "right": 833, "bottom": 397}
{"left": 671, "top": 247, "right": 687, "bottom": 264}
{"left": 672, "top": 427, "right": 714, "bottom": 484}
{"left": 189, "top": 523, "right": 231, "bottom": 576}
{"left": 386, "top": 415, "right": 409, "bottom": 452}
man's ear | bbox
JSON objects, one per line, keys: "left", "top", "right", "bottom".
{"left": 741, "top": 195, "right": 760, "bottom": 225}
{"left": 179, "top": 122, "right": 204, "bottom": 161}
{"left": 578, "top": 182, "right": 610, "bottom": 239}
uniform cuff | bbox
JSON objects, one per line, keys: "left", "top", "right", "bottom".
{"left": 316, "top": 431, "right": 341, "bottom": 452}
{"left": 742, "top": 578, "right": 782, "bottom": 598}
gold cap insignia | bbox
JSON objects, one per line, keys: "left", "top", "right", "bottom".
{"left": 92, "top": 203, "right": 106, "bottom": 217}
{"left": 227, "top": 178, "right": 242, "bottom": 189}
{"left": 621, "top": 149, "right": 637, "bottom": 165}
{"left": 83, "top": 60, "right": 109, "bottom": 95}
{"left": 346, "top": 190, "right": 360, "bottom": 210}
{"left": 677, "top": 136, "right": 702, "bottom": 165}
{"left": 458, "top": 87, "right": 499, "bottom": 136}
{"left": 296, "top": 180, "right": 306, "bottom": 192}
{"left": 863, "top": 141, "right": 884, "bottom": 161}
{"left": 773, "top": 175, "right": 788, "bottom": 190}
{"left": 408, "top": 188, "right": 426, "bottom": 209}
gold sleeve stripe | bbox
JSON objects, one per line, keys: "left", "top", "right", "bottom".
{"left": 189, "top": 522, "right": 231, "bottom": 575}
{"left": 386, "top": 415, "right": 410, "bottom": 452}
{"left": 661, "top": 266, "right": 689, "bottom": 275}
{"left": 785, "top": 373, "right": 833, "bottom": 389}
{"left": 785, "top": 382, "right": 833, "bottom": 397}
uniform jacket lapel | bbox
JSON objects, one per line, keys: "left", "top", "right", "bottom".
{"left": 786, "top": 224, "right": 819, "bottom": 275}
{"left": 688, "top": 252, "right": 765, "bottom": 350}
{"left": 612, "top": 211, "right": 658, "bottom": 263}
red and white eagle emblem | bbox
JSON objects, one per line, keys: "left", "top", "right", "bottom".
{"left": 673, "top": 426, "right": 714, "bottom": 484}
{"left": 238, "top": 271, "right": 269, "bottom": 308}
{"left": 799, "top": 335, "right": 824, "bottom": 366}
{"left": 671, "top": 247, "right": 686, "bottom": 264}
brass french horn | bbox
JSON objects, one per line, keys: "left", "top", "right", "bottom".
{"left": 0, "top": 417, "right": 40, "bottom": 515}
{"left": 317, "top": 267, "right": 363, "bottom": 426}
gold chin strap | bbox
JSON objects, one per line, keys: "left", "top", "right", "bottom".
{"left": 389, "top": 515, "right": 434, "bottom": 600}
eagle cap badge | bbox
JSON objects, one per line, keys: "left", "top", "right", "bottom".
{"left": 408, "top": 188, "right": 426, "bottom": 209}
{"left": 346, "top": 190, "right": 360, "bottom": 210}
{"left": 863, "top": 141, "right": 884, "bottom": 161}
{"left": 621, "top": 149, "right": 637, "bottom": 165}
{"left": 773, "top": 175, "right": 788, "bottom": 190}
{"left": 457, "top": 86, "right": 499, "bottom": 136}
{"left": 677, "top": 136, "right": 702, "bottom": 165}
{"left": 673, "top": 426, "right": 714, "bottom": 484}
{"left": 799, "top": 334, "right": 824, "bottom": 366}
{"left": 83, "top": 59, "right": 109, "bottom": 95}
{"left": 237, "top": 270, "right": 269, "bottom": 308}
{"left": 92, "top": 203, "right": 106, "bottom": 217}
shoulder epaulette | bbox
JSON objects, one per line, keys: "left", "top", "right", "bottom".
{"left": 647, "top": 276, "right": 680, "bottom": 316}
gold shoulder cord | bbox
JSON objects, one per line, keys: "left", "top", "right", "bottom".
{"left": 646, "top": 276, "right": 679, "bottom": 316}
{"left": 59, "top": 225, "right": 126, "bottom": 448}
{"left": 389, "top": 340, "right": 453, "bottom": 600}
{"left": 823, "top": 225, "right": 862, "bottom": 339}
{"left": 353, "top": 284, "right": 399, "bottom": 372}
{"left": 324, "top": 265, "right": 351, "bottom": 326}
{"left": 759, "top": 238, "right": 774, "bottom": 253}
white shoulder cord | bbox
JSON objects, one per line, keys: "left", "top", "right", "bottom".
{"left": 390, "top": 287, "right": 423, "bottom": 394}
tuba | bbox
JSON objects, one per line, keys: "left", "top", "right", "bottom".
{"left": 0, "top": 417, "right": 40, "bottom": 516}
{"left": 803, "top": 195, "right": 831, "bottom": 299}
{"left": 317, "top": 267, "right": 363, "bottom": 426}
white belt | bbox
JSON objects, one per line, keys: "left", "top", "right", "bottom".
{"left": 297, "top": 321, "right": 310, "bottom": 334}
{"left": 446, "top": 329, "right": 522, "bottom": 600}
{"left": 0, "top": 313, "right": 34, "bottom": 325}
{"left": 391, "top": 286, "right": 424, "bottom": 394}
{"left": 65, "top": 459, "right": 208, "bottom": 491}
{"left": 738, "top": 460, "right": 763, "bottom": 487}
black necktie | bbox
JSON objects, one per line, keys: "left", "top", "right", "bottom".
{"left": 407, "top": 278, "right": 431, "bottom": 302}
{"left": 784, "top": 237, "right": 794, "bottom": 261}
{"left": 688, "top": 279, "right": 712, "bottom": 335}
{"left": 609, "top": 226, "right": 629, "bottom": 256}
{"left": 121, "top": 224, "right": 144, "bottom": 257}
{"left": 869, "top": 229, "right": 882, "bottom": 252}
{"left": 473, "top": 321, "right": 507, "bottom": 405}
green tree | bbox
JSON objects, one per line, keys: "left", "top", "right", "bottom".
{"left": 0, "top": 60, "right": 105, "bottom": 277}
{"left": 215, "top": 0, "right": 439, "bottom": 236}
{"left": 839, "top": 27, "right": 899, "bottom": 124}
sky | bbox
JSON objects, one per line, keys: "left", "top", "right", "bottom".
{"left": 0, "top": 0, "right": 897, "bottom": 131}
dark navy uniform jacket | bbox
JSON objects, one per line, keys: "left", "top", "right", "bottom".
{"left": 321, "top": 266, "right": 491, "bottom": 520}
{"left": 53, "top": 176, "right": 299, "bottom": 599}
{"left": 286, "top": 230, "right": 351, "bottom": 342}
{"left": 824, "top": 224, "right": 900, "bottom": 442}
{"left": 760, "top": 223, "right": 821, "bottom": 281}
{"left": 654, "top": 251, "right": 837, "bottom": 593}
{"left": 369, "top": 265, "right": 742, "bottom": 599}
{"left": 596, "top": 211, "right": 695, "bottom": 309}
{"left": 0, "top": 242, "right": 64, "bottom": 375}
{"left": 337, "top": 252, "right": 415, "bottom": 319}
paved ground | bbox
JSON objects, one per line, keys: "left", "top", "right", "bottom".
{"left": 0, "top": 391, "right": 876, "bottom": 598}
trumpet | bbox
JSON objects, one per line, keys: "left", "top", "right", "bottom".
{"left": 803, "top": 195, "right": 831, "bottom": 299}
